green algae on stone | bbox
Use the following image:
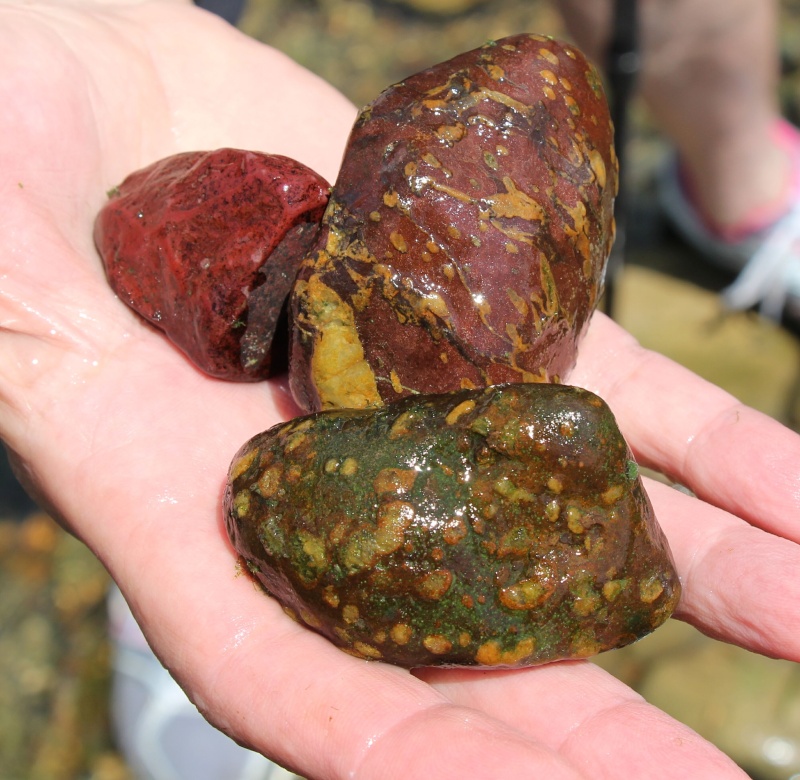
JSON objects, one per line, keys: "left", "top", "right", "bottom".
{"left": 225, "top": 383, "right": 680, "bottom": 668}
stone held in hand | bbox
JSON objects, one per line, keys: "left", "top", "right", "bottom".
{"left": 94, "top": 148, "right": 330, "bottom": 380}
{"left": 225, "top": 383, "right": 680, "bottom": 668}
{"left": 289, "top": 33, "right": 618, "bottom": 412}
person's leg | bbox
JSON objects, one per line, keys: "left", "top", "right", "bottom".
{"left": 555, "top": 0, "right": 788, "bottom": 238}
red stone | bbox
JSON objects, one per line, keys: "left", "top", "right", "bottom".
{"left": 94, "top": 149, "right": 329, "bottom": 380}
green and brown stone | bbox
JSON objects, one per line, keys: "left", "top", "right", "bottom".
{"left": 225, "top": 384, "right": 679, "bottom": 668}
{"left": 289, "top": 34, "right": 618, "bottom": 412}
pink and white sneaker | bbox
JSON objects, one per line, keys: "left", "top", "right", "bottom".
{"left": 657, "top": 119, "right": 800, "bottom": 321}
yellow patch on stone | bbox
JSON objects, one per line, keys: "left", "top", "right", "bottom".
{"left": 230, "top": 449, "right": 257, "bottom": 481}
{"left": 588, "top": 149, "right": 607, "bottom": 189}
{"left": 299, "top": 274, "right": 381, "bottom": 410}
{"left": 445, "top": 399, "right": 476, "bottom": 425}
{"left": 389, "top": 369, "right": 404, "bottom": 395}
{"left": 485, "top": 177, "right": 545, "bottom": 222}
{"left": 601, "top": 484, "right": 624, "bottom": 504}
{"left": 233, "top": 490, "right": 250, "bottom": 518}
{"left": 342, "top": 604, "right": 360, "bottom": 624}
{"left": 538, "top": 48, "right": 560, "bottom": 66}
{"left": 390, "top": 623, "right": 413, "bottom": 645}
{"left": 322, "top": 585, "right": 340, "bottom": 608}
{"left": 375, "top": 500, "right": 416, "bottom": 556}
{"left": 499, "top": 578, "right": 551, "bottom": 610}
{"left": 639, "top": 576, "right": 665, "bottom": 604}
{"left": 423, "top": 634, "right": 453, "bottom": 655}
{"left": 487, "top": 63, "right": 505, "bottom": 80}
{"left": 602, "top": 579, "right": 627, "bottom": 602}
{"left": 340, "top": 457, "right": 359, "bottom": 476}
{"left": 256, "top": 465, "right": 283, "bottom": 498}
{"left": 373, "top": 467, "right": 417, "bottom": 496}
{"left": 506, "top": 287, "right": 528, "bottom": 317}
{"left": 390, "top": 232, "right": 409, "bottom": 253}
{"left": 415, "top": 569, "right": 453, "bottom": 601}
{"left": 435, "top": 123, "right": 466, "bottom": 143}
{"left": 443, "top": 516, "right": 468, "bottom": 545}
{"left": 353, "top": 641, "right": 382, "bottom": 660}
{"left": 476, "top": 637, "right": 536, "bottom": 666}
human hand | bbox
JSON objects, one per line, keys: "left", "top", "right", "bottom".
{"left": 2, "top": 2, "right": 799, "bottom": 777}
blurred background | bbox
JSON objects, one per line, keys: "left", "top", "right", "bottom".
{"left": 4, "top": 0, "right": 800, "bottom": 777}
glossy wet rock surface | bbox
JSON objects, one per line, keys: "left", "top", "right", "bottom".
{"left": 94, "top": 149, "right": 329, "bottom": 381}
{"left": 226, "top": 384, "right": 678, "bottom": 667}
{"left": 290, "top": 34, "right": 616, "bottom": 412}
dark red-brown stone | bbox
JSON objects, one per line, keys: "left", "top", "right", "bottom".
{"left": 94, "top": 149, "right": 329, "bottom": 380}
{"left": 289, "top": 34, "right": 618, "bottom": 412}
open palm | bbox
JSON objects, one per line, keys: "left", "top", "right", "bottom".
{"left": 2, "top": 3, "right": 799, "bottom": 778}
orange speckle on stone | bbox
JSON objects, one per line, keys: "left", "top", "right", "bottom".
{"left": 566, "top": 506, "right": 584, "bottom": 534}
{"left": 443, "top": 517, "right": 468, "bottom": 545}
{"left": 389, "top": 369, "right": 404, "bottom": 394}
{"left": 446, "top": 399, "right": 477, "bottom": 425}
{"left": 602, "top": 579, "right": 627, "bottom": 602}
{"left": 539, "top": 48, "right": 559, "bottom": 66}
{"left": 487, "top": 63, "right": 505, "bottom": 80}
{"left": 230, "top": 449, "right": 257, "bottom": 481}
{"left": 342, "top": 604, "right": 359, "bottom": 624}
{"left": 537, "top": 504, "right": 556, "bottom": 528}
{"left": 257, "top": 465, "right": 283, "bottom": 497}
{"left": 373, "top": 467, "right": 417, "bottom": 496}
{"left": 564, "top": 95, "right": 580, "bottom": 115}
{"left": 601, "top": 484, "right": 624, "bottom": 504}
{"left": 588, "top": 149, "right": 607, "bottom": 189}
{"left": 547, "top": 476, "right": 563, "bottom": 494}
{"left": 540, "top": 69, "right": 557, "bottom": 85}
{"left": 640, "top": 576, "right": 665, "bottom": 604}
{"left": 423, "top": 634, "right": 453, "bottom": 655}
{"left": 322, "top": 586, "right": 340, "bottom": 608}
{"left": 436, "top": 123, "right": 466, "bottom": 144}
{"left": 340, "top": 457, "right": 358, "bottom": 476}
{"left": 353, "top": 641, "right": 382, "bottom": 659}
{"left": 390, "top": 623, "right": 413, "bottom": 645}
{"left": 475, "top": 637, "right": 536, "bottom": 666}
{"left": 499, "top": 578, "right": 552, "bottom": 610}
{"left": 390, "top": 232, "right": 409, "bottom": 253}
{"left": 415, "top": 569, "right": 453, "bottom": 600}
{"left": 476, "top": 639, "right": 502, "bottom": 665}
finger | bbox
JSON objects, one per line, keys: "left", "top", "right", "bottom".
{"left": 571, "top": 313, "right": 800, "bottom": 542}
{"left": 417, "top": 661, "right": 745, "bottom": 780}
{"left": 646, "top": 478, "right": 800, "bottom": 662}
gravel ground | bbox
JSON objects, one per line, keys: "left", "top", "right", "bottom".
{"left": 4, "top": 1, "right": 800, "bottom": 778}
